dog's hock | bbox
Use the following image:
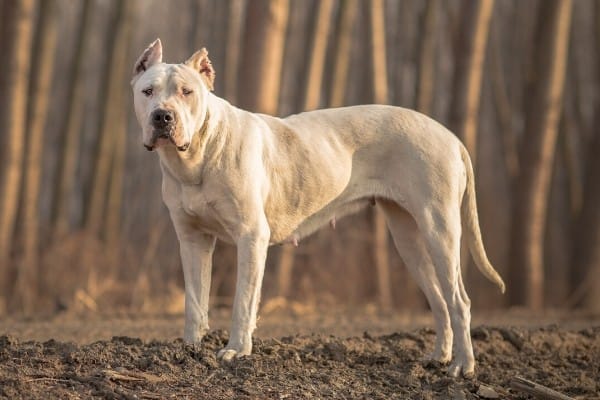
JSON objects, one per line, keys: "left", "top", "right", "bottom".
{"left": 184, "top": 48, "right": 215, "bottom": 91}
{"left": 133, "top": 38, "right": 163, "bottom": 77}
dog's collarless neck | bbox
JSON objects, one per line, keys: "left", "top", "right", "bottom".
{"left": 157, "top": 118, "right": 209, "bottom": 186}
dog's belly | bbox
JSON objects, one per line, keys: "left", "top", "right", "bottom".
{"left": 267, "top": 169, "right": 382, "bottom": 245}
{"left": 275, "top": 197, "right": 372, "bottom": 245}
{"left": 264, "top": 131, "right": 413, "bottom": 245}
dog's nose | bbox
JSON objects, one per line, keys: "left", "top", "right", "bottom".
{"left": 151, "top": 109, "right": 175, "bottom": 128}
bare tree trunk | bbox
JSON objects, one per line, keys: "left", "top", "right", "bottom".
{"left": 224, "top": 0, "right": 244, "bottom": 104}
{"left": 369, "top": 0, "right": 388, "bottom": 105}
{"left": 415, "top": 0, "right": 438, "bottom": 115}
{"left": 238, "top": 0, "right": 289, "bottom": 115}
{"left": 329, "top": 0, "right": 357, "bottom": 108}
{"left": 0, "top": 0, "right": 4, "bottom": 44}
{"left": 508, "top": 0, "right": 573, "bottom": 309}
{"left": 190, "top": 0, "right": 211, "bottom": 51}
{"left": 303, "top": 0, "right": 334, "bottom": 111}
{"left": 86, "top": 0, "right": 132, "bottom": 236}
{"left": 562, "top": 98, "right": 583, "bottom": 218}
{"left": 570, "top": 1, "right": 600, "bottom": 310}
{"left": 52, "top": 0, "right": 94, "bottom": 238}
{"left": 0, "top": 0, "right": 35, "bottom": 306}
{"left": 204, "top": 1, "right": 228, "bottom": 92}
{"left": 449, "top": 0, "right": 495, "bottom": 165}
{"left": 13, "top": 0, "right": 59, "bottom": 313}
{"left": 489, "top": 20, "right": 518, "bottom": 180}
{"left": 104, "top": 0, "right": 135, "bottom": 250}
{"left": 571, "top": 126, "right": 600, "bottom": 310}
{"left": 368, "top": 0, "right": 392, "bottom": 310}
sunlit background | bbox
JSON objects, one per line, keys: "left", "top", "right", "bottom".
{"left": 0, "top": 0, "right": 597, "bottom": 316}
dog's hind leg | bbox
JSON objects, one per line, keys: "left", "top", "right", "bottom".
{"left": 379, "top": 200, "right": 452, "bottom": 364}
{"left": 415, "top": 203, "right": 475, "bottom": 378}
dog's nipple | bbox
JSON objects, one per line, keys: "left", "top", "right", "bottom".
{"left": 330, "top": 217, "right": 336, "bottom": 230}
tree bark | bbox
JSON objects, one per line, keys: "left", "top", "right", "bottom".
{"left": 0, "top": 0, "right": 4, "bottom": 44}
{"left": 52, "top": 0, "right": 94, "bottom": 238}
{"left": 415, "top": 0, "right": 438, "bottom": 115}
{"left": 329, "top": 0, "right": 357, "bottom": 108}
{"left": 448, "top": 0, "right": 495, "bottom": 166}
{"left": 508, "top": 0, "right": 573, "bottom": 308}
{"left": 190, "top": 0, "right": 211, "bottom": 51}
{"left": 238, "top": 0, "right": 289, "bottom": 115}
{"left": 13, "top": 0, "right": 59, "bottom": 313}
{"left": 104, "top": 0, "right": 135, "bottom": 249}
{"left": 86, "top": 0, "right": 133, "bottom": 236}
{"left": 0, "top": 0, "right": 35, "bottom": 303}
{"left": 489, "top": 20, "right": 519, "bottom": 180}
{"left": 368, "top": 0, "right": 392, "bottom": 310}
{"left": 570, "top": 0, "right": 600, "bottom": 310}
{"left": 303, "top": 0, "right": 334, "bottom": 111}
{"left": 224, "top": 0, "right": 245, "bottom": 104}
{"left": 571, "top": 122, "right": 600, "bottom": 310}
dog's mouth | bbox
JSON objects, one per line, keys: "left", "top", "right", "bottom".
{"left": 144, "top": 129, "right": 190, "bottom": 152}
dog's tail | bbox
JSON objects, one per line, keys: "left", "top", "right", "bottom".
{"left": 460, "top": 145, "right": 506, "bottom": 293}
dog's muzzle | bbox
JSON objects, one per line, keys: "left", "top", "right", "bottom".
{"left": 144, "top": 109, "right": 189, "bottom": 152}
{"left": 151, "top": 108, "right": 175, "bottom": 129}
{"left": 144, "top": 131, "right": 173, "bottom": 152}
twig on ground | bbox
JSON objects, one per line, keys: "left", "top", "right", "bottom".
{"left": 510, "top": 376, "right": 574, "bottom": 400}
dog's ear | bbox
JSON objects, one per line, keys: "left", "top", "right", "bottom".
{"left": 184, "top": 48, "right": 215, "bottom": 91}
{"left": 133, "top": 38, "right": 163, "bottom": 77}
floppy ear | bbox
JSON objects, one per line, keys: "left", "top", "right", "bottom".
{"left": 184, "top": 48, "right": 215, "bottom": 91}
{"left": 133, "top": 38, "right": 163, "bottom": 77}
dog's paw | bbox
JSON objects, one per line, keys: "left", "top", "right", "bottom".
{"left": 217, "top": 348, "right": 238, "bottom": 362}
{"left": 217, "top": 346, "right": 250, "bottom": 362}
{"left": 447, "top": 360, "right": 475, "bottom": 379}
{"left": 422, "top": 350, "right": 451, "bottom": 365}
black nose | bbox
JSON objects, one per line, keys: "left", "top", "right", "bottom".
{"left": 151, "top": 109, "right": 175, "bottom": 128}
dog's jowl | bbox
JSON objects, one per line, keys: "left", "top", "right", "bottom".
{"left": 131, "top": 39, "right": 505, "bottom": 378}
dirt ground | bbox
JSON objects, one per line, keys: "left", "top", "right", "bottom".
{"left": 0, "top": 307, "right": 599, "bottom": 399}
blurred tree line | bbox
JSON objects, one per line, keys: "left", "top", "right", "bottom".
{"left": 0, "top": 0, "right": 598, "bottom": 316}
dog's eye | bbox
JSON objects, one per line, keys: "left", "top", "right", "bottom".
{"left": 142, "top": 88, "right": 153, "bottom": 97}
{"left": 182, "top": 88, "right": 193, "bottom": 96}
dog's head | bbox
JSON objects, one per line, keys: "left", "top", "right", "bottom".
{"left": 131, "top": 39, "right": 216, "bottom": 152}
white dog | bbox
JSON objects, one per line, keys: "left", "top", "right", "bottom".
{"left": 131, "top": 39, "right": 505, "bottom": 378}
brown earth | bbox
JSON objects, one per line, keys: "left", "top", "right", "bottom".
{"left": 0, "top": 308, "right": 599, "bottom": 399}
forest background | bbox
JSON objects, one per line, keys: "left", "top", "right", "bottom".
{"left": 0, "top": 0, "right": 597, "bottom": 317}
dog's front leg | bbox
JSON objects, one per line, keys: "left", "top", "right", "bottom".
{"left": 217, "top": 225, "right": 270, "bottom": 361}
{"left": 177, "top": 232, "right": 216, "bottom": 343}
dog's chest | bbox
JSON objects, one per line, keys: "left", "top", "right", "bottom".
{"left": 180, "top": 185, "right": 209, "bottom": 215}
{"left": 179, "top": 185, "right": 224, "bottom": 225}
{"left": 178, "top": 185, "right": 231, "bottom": 239}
